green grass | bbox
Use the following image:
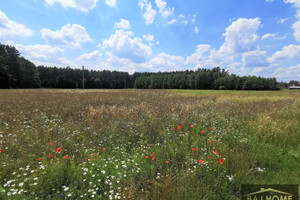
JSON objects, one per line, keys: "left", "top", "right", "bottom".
{"left": 0, "top": 89, "right": 299, "bottom": 199}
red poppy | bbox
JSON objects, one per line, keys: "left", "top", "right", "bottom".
{"left": 37, "top": 158, "right": 42, "bottom": 161}
{"left": 219, "top": 158, "right": 224, "bottom": 164}
{"left": 145, "top": 156, "right": 149, "bottom": 159}
{"left": 103, "top": 148, "right": 106, "bottom": 151}
{"left": 150, "top": 154, "right": 154, "bottom": 157}
{"left": 200, "top": 131, "right": 205, "bottom": 134}
{"left": 196, "top": 134, "right": 198, "bottom": 136}
{"left": 64, "top": 155, "right": 69, "bottom": 160}
{"left": 0, "top": 149, "right": 3, "bottom": 153}
{"left": 48, "top": 153, "right": 53, "bottom": 159}
{"left": 190, "top": 125, "right": 194, "bottom": 128}
{"left": 49, "top": 143, "right": 53, "bottom": 146}
{"left": 208, "top": 156, "right": 211, "bottom": 159}
{"left": 192, "top": 147, "right": 195, "bottom": 151}
{"left": 208, "top": 140, "right": 211, "bottom": 143}
{"left": 165, "top": 161, "right": 169, "bottom": 164}
{"left": 214, "top": 151, "right": 219, "bottom": 155}
{"left": 56, "top": 148, "right": 62, "bottom": 152}
{"left": 181, "top": 124, "right": 184, "bottom": 126}
{"left": 177, "top": 126, "right": 181, "bottom": 130}
{"left": 209, "top": 128, "right": 212, "bottom": 130}
{"left": 152, "top": 157, "right": 155, "bottom": 161}
{"left": 199, "top": 160, "right": 204, "bottom": 164}
{"left": 152, "top": 152, "right": 155, "bottom": 155}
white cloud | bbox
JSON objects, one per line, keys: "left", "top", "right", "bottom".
{"left": 219, "top": 18, "right": 261, "bottom": 54}
{"left": 277, "top": 18, "right": 289, "bottom": 24}
{"left": 181, "top": 20, "right": 188, "bottom": 25}
{"left": 194, "top": 26, "right": 199, "bottom": 33}
{"left": 142, "top": 34, "right": 156, "bottom": 46}
{"left": 77, "top": 50, "right": 102, "bottom": 62}
{"left": 5, "top": 41, "right": 74, "bottom": 66}
{"left": 114, "top": 19, "right": 131, "bottom": 29}
{"left": 41, "top": 24, "right": 92, "bottom": 49}
{"left": 185, "top": 44, "right": 211, "bottom": 66}
{"left": 265, "top": 0, "right": 274, "bottom": 2}
{"left": 179, "top": 14, "right": 185, "bottom": 19}
{"left": 101, "top": 30, "right": 152, "bottom": 63}
{"left": 148, "top": 53, "right": 185, "bottom": 71}
{"left": 284, "top": 0, "right": 300, "bottom": 41}
{"left": 0, "top": 10, "right": 32, "bottom": 38}
{"left": 292, "top": 19, "right": 300, "bottom": 41}
{"left": 155, "top": 0, "right": 174, "bottom": 18}
{"left": 242, "top": 50, "right": 269, "bottom": 67}
{"left": 105, "top": 0, "right": 116, "bottom": 7}
{"left": 45, "top": 0, "right": 98, "bottom": 12}
{"left": 139, "top": 0, "right": 157, "bottom": 25}
{"left": 268, "top": 44, "right": 300, "bottom": 62}
{"left": 167, "top": 19, "right": 177, "bottom": 24}
{"left": 273, "top": 64, "right": 300, "bottom": 80}
{"left": 261, "top": 33, "right": 276, "bottom": 40}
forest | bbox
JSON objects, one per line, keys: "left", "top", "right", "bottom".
{"left": 0, "top": 43, "right": 290, "bottom": 90}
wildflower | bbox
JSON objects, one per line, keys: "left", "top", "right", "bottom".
{"left": 177, "top": 126, "right": 181, "bottom": 131}
{"left": 181, "top": 124, "right": 184, "bottom": 126}
{"left": 196, "top": 134, "right": 198, "bottom": 136}
{"left": 56, "top": 148, "right": 62, "bottom": 152}
{"left": 0, "top": 149, "right": 3, "bottom": 153}
{"left": 103, "top": 148, "right": 106, "bottom": 151}
{"left": 208, "top": 140, "right": 211, "bottom": 143}
{"left": 152, "top": 157, "right": 155, "bottom": 161}
{"left": 199, "top": 160, "right": 204, "bottom": 164}
{"left": 145, "top": 156, "right": 149, "bottom": 159}
{"left": 190, "top": 125, "right": 194, "bottom": 128}
{"left": 214, "top": 151, "right": 219, "bottom": 155}
{"left": 64, "top": 155, "right": 69, "bottom": 160}
{"left": 37, "top": 158, "right": 42, "bottom": 161}
{"left": 226, "top": 175, "right": 233, "bottom": 181}
{"left": 208, "top": 156, "right": 211, "bottom": 159}
{"left": 165, "top": 161, "right": 169, "bottom": 164}
{"left": 49, "top": 143, "right": 53, "bottom": 146}
{"left": 209, "top": 128, "right": 212, "bottom": 130}
{"left": 200, "top": 131, "right": 205, "bottom": 134}
{"left": 48, "top": 154, "right": 53, "bottom": 159}
{"left": 192, "top": 147, "right": 195, "bottom": 151}
{"left": 219, "top": 158, "right": 224, "bottom": 164}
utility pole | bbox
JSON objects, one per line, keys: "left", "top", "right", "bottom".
{"left": 82, "top": 66, "right": 85, "bottom": 90}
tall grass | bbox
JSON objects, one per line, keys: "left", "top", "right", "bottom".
{"left": 0, "top": 89, "right": 299, "bottom": 199}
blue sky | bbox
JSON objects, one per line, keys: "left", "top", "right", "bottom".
{"left": 0, "top": 0, "right": 300, "bottom": 81}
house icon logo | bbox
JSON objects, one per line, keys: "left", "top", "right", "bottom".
{"left": 241, "top": 184, "right": 298, "bottom": 200}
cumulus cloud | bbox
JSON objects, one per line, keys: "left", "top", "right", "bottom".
{"left": 265, "top": 0, "right": 274, "bottom": 2}
{"left": 284, "top": 0, "right": 300, "bottom": 41}
{"left": 0, "top": 10, "right": 32, "bottom": 38}
{"left": 41, "top": 24, "right": 92, "bottom": 49}
{"left": 148, "top": 53, "right": 185, "bottom": 71}
{"left": 105, "top": 0, "right": 116, "bottom": 7}
{"left": 219, "top": 18, "right": 261, "bottom": 54}
{"left": 77, "top": 50, "right": 102, "bottom": 62}
{"left": 273, "top": 64, "right": 300, "bottom": 80}
{"left": 194, "top": 26, "right": 199, "bottom": 33}
{"left": 45, "top": 0, "right": 98, "bottom": 12}
{"left": 268, "top": 44, "right": 300, "bottom": 62}
{"left": 139, "top": 0, "right": 157, "bottom": 25}
{"left": 5, "top": 41, "right": 74, "bottom": 66}
{"left": 114, "top": 19, "right": 131, "bottom": 29}
{"left": 242, "top": 50, "right": 269, "bottom": 67}
{"left": 101, "top": 30, "right": 152, "bottom": 63}
{"left": 155, "top": 0, "right": 174, "bottom": 18}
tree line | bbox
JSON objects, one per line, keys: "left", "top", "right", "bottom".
{"left": 0, "top": 43, "right": 292, "bottom": 90}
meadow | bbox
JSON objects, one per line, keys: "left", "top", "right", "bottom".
{"left": 0, "top": 89, "right": 299, "bottom": 199}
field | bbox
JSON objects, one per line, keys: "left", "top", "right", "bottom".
{"left": 0, "top": 89, "right": 299, "bottom": 199}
